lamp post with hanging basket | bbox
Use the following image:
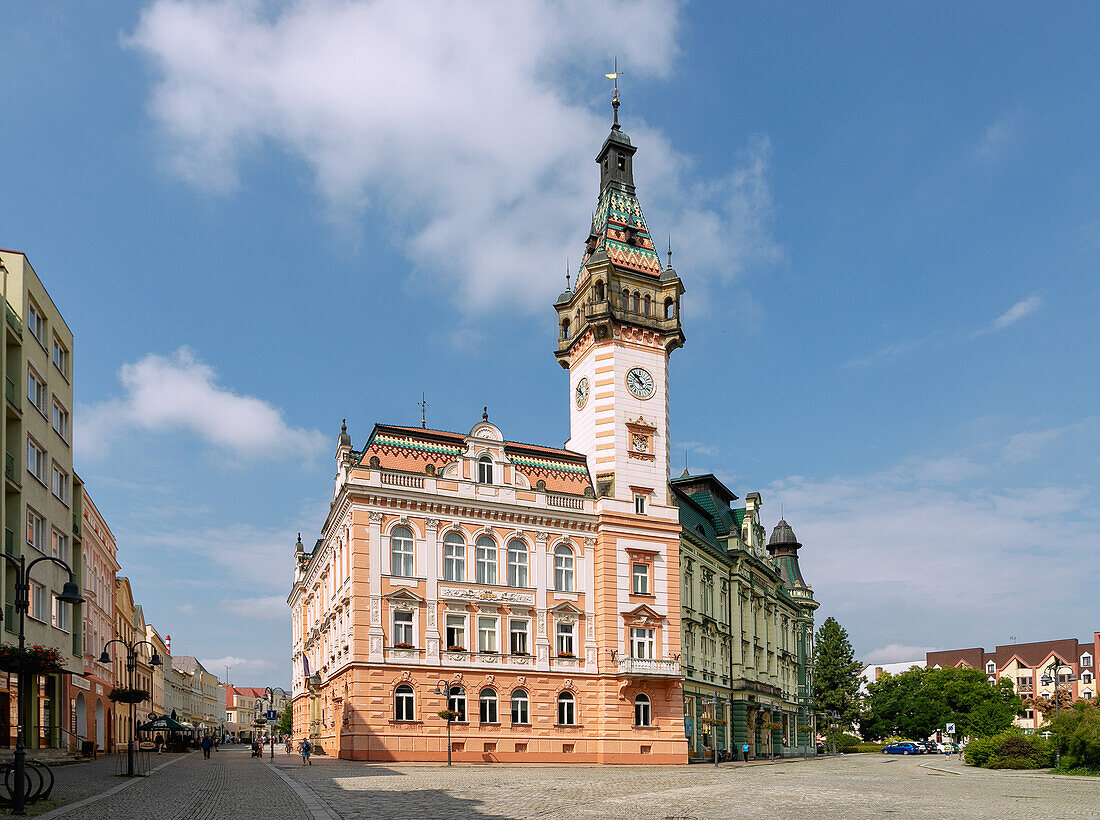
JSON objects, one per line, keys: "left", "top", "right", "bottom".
{"left": 99, "top": 639, "right": 162, "bottom": 777}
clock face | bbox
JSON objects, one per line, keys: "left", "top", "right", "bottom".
{"left": 574, "top": 377, "right": 590, "bottom": 409}
{"left": 626, "top": 367, "right": 655, "bottom": 399}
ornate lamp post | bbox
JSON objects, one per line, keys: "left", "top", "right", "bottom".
{"left": 99, "top": 639, "right": 162, "bottom": 777}
{"left": 0, "top": 553, "right": 83, "bottom": 815}
{"left": 261, "top": 686, "right": 288, "bottom": 759}
{"left": 704, "top": 693, "right": 731, "bottom": 767}
{"left": 433, "top": 678, "right": 462, "bottom": 766}
{"left": 1039, "top": 656, "right": 1077, "bottom": 768}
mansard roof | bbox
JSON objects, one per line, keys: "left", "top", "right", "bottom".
{"left": 578, "top": 185, "right": 664, "bottom": 280}
{"left": 355, "top": 423, "right": 593, "bottom": 496}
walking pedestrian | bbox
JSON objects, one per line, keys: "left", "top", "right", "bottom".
{"left": 201, "top": 735, "right": 213, "bottom": 760}
{"left": 154, "top": 734, "right": 164, "bottom": 755}
{"left": 300, "top": 738, "right": 312, "bottom": 766}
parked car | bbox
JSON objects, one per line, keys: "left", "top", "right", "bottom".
{"left": 916, "top": 741, "right": 938, "bottom": 754}
{"left": 882, "top": 742, "right": 923, "bottom": 755}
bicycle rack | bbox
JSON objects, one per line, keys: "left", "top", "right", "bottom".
{"left": 0, "top": 759, "right": 55, "bottom": 805}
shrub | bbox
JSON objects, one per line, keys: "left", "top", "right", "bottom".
{"left": 1050, "top": 700, "right": 1100, "bottom": 771}
{"left": 834, "top": 733, "right": 862, "bottom": 751}
{"left": 965, "top": 729, "right": 1052, "bottom": 770}
{"left": 852, "top": 743, "right": 886, "bottom": 753}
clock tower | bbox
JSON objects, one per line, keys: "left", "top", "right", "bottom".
{"left": 555, "top": 111, "right": 685, "bottom": 510}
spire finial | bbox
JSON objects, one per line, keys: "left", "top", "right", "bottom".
{"left": 667, "top": 235, "right": 673, "bottom": 269}
{"left": 566, "top": 258, "right": 571, "bottom": 291}
{"left": 605, "top": 59, "right": 622, "bottom": 129}
{"left": 419, "top": 393, "right": 428, "bottom": 429}
{"left": 341, "top": 418, "right": 347, "bottom": 434}
{"left": 482, "top": 406, "right": 489, "bottom": 422}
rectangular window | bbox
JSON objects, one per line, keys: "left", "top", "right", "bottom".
{"left": 27, "top": 302, "right": 46, "bottom": 346}
{"left": 506, "top": 544, "right": 528, "bottom": 587}
{"left": 51, "top": 463, "right": 70, "bottom": 504}
{"left": 26, "top": 508, "right": 46, "bottom": 552}
{"left": 443, "top": 542, "right": 465, "bottom": 581}
{"left": 27, "top": 367, "right": 48, "bottom": 415}
{"left": 445, "top": 614, "right": 466, "bottom": 651}
{"left": 52, "top": 400, "right": 70, "bottom": 442}
{"left": 30, "top": 582, "right": 48, "bottom": 622}
{"left": 392, "top": 611, "right": 413, "bottom": 646}
{"left": 52, "top": 529, "right": 70, "bottom": 564}
{"left": 477, "top": 616, "right": 498, "bottom": 653}
{"left": 632, "top": 563, "right": 649, "bottom": 595}
{"left": 702, "top": 579, "right": 713, "bottom": 615}
{"left": 634, "top": 494, "right": 646, "bottom": 515}
{"left": 631, "top": 627, "right": 655, "bottom": 659}
{"left": 509, "top": 619, "right": 528, "bottom": 655}
{"left": 52, "top": 337, "right": 70, "bottom": 378}
{"left": 511, "top": 693, "right": 529, "bottom": 725}
{"left": 555, "top": 622, "right": 574, "bottom": 656}
{"left": 27, "top": 437, "right": 47, "bottom": 484}
{"left": 475, "top": 543, "right": 497, "bottom": 585}
{"left": 53, "top": 595, "right": 71, "bottom": 632}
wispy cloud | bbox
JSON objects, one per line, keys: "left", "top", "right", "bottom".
{"left": 990, "top": 293, "right": 1043, "bottom": 330}
{"left": 844, "top": 335, "right": 935, "bottom": 368}
{"left": 201, "top": 655, "right": 281, "bottom": 685}
{"left": 221, "top": 596, "right": 289, "bottom": 622}
{"left": 975, "top": 113, "right": 1022, "bottom": 163}
{"left": 863, "top": 644, "right": 940, "bottom": 665}
{"left": 676, "top": 441, "right": 721, "bottom": 458}
{"left": 77, "top": 347, "right": 326, "bottom": 461}
{"left": 128, "top": 0, "right": 780, "bottom": 314}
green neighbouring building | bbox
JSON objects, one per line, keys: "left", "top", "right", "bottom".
{"left": 671, "top": 472, "right": 818, "bottom": 761}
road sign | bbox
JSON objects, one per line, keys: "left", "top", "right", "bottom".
{"left": 267, "top": 710, "right": 278, "bottom": 721}
{"left": 945, "top": 722, "right": 955, "bottom": 734}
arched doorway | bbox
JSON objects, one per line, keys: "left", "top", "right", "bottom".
{"left": 75, "top": 693, "right": 87, "bottom": 741}
{"left": 95, "top": 700, "right": 105, "bottom": 750}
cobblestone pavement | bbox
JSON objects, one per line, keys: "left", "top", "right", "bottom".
{"left": 31, "top": 745, "right": 310, "bottom": 819}
{"left": 271, "top": 752, "right": 1100, "bottom": 820}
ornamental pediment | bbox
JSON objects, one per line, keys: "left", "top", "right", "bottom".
{"left": 622, "top": 603, "right": 664, "bottom": 626}
{"left": 438, "top": 586, "right": 535, "bottom": 606}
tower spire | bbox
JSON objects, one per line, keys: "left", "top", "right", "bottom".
{"left": 605, "top": 59, "right": 622, "bottom": 129}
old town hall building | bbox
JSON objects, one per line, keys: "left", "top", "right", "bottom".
{"left": 289, "top": 103, "right": 815, "bottom": 763}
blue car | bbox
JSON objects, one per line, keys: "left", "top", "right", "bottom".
{"left": 882, "top": 742, "right": 923, "bottom": 755}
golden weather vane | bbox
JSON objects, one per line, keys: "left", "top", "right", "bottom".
{"left": 605, "top": 58, "right": 623, "bottom": 127}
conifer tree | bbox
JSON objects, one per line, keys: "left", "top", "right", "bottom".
{"left": 812, "top": 617, "right": 862, "bottom": 728}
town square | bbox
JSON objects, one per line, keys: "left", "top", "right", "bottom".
{"left": 1, "top": 0, "right": 1099, "bottom": 816}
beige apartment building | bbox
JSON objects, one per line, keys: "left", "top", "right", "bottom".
{"left": 0, "top": 249, "right": 83, "bottom": 750}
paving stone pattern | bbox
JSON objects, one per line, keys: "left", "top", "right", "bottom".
{"left": 55, "top": 746, "right": 309, "bottom": 820}
{"left": 275, "top": 753, "right": 1100, "bottom": 820}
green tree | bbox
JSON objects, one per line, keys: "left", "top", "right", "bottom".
{"left": 860, "top": 666, "right": 1022, "bottom": 741}
{"left": 277, "top": 704, "right": 293, "bottom": 736}
{"left": 1049, "top": 699, "right": 1100, "bottom": 770}
{"left": 812, "top": 617, "right": 862, "bottom": 728}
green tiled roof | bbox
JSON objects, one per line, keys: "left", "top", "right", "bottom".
{"left": 733, "top": 508, "right": 746, "bottom": 528}
{"left": 373, "top": 434, "right": 464, "bottom": 455}
{"left": 509, "top": 454, "right": 589, "bottom": 474}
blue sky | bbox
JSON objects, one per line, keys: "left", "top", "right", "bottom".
{"left": 2, "top": 1, "right": 1098, "bottom": 683}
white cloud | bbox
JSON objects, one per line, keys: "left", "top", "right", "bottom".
{"left": 844, "top": 334, "right": 935, "bottom": 368}
{"left": 863, "top": 644, "right": 940, "bottom": 665}
{"left": 201, "top": 655, "right": 281, "bottom": 684}
{"left": 137, "top": 520, "right": 301, "bottom": 587}
{"left": 976, "top": 113, "right": 1022, "bottom": 163}
{"left": 77, "top": 347, "right": 326, "bottom": 460}
{"left": 676, "top": 440, "right": 720, "bottom": 458}
{"left": 221, "top": 595, "right": 289, "bottom": 621}
{"left": 128, "top": 0, "right": 779, "bottom": 313}
{"left": 971, "top": 293, "right": 1043, "bottom": 337}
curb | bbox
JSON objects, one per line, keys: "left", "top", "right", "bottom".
{"left": 919, "top": 760, "right": 1100, "bottom": 782}
{"left": 36, "top": 753, "right": 189, "bottom": 819}
{"left": 263, "top": 761, "right": 339, "bottom": 820}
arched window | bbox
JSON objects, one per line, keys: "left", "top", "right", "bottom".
{"left": 554, "top": 545, "right": 574, "bottom": 592}
{"left": 561, "top": 319, "right": 570, "bottom": 340}
{"left": 390, "top": 526, "right": 414, "bottom": 577}
{"left": 479, "top": 688, "right": 498, "bottom": 723}
{"left": 443, "top": 532, "right": 466, "bottom": 581}
{"left": 475, "top": 536, "right": 498, "bottom": 585}
{"left": 594, "top": 280, "right": 605, "bottom": 301}
{"left": 620, "top": 288, "right": 629, "bottom": 310}
{"left": 632, "top": 291, "right": 640, "bottom": 312}
{"left": 634, "top": 694, "right": 651, "bottom": 727}
{"left": 664, "top": 298, "right": 674, "bottom": 319}
{"left": 511, "top": 689, "right": 529, "bottom": 724}
{"left": 478, "top": 455, "right": 493, "bottom": 484}
{"left": 506, "top": 540, "right": 528, "bottom": 587}
{"left": 394, "top": 684, "right": 415, "bottom": 721}
{"left": 448, "top": 686, "right": 467, "bottom": 721}
{"left": 643, "top": 294, "right": 651, "bottom": 316}
{"left": 557, "top": 691, "right": 576, "bottom": 725}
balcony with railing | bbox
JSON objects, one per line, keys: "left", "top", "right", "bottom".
{"left": 5, "top": 302, "right": 21, "bottom": 337}
{"left": 4, "top": 376, "right": 19, "bottom": 414}
{"left": 4, "top": 451, "right": 19, "bottom": 488}
{"left": 617, "top": 657, "right": 681, "bottom": 678}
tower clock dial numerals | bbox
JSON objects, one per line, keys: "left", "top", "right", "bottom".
{"left": 575, "top": 377, "right": 590, "bottom": 409}
{"left": 626, "top": 367, "right": 655, "bottom": 399}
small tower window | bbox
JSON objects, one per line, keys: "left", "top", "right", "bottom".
{"left": 621, "top": 288, "right": 629, "bottom": 310}
{"left": 561, "top": 319, "right": 570, "bottom": 340}
{"left": 594, "top": 280, "right": 605, "bottom": 301}
{"left": 632, "top": 292, "right": 640, "bottom": 312}
{"left": 664, "top": 298, "right": 674, "bottom": 319}
{"left": 643, "top": 295, "right": 651, "bottom": 316}
{"left": 478, "top": 456, "right": 494, "bottom": 484}
{"left": 617, "top": 153, "right": 626, "bottom": 171}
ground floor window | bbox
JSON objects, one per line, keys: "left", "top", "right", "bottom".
{"left": 479, "top": 688, "right": 498, "bottom": 723}
{"left": 557, "top": 692, "right": 575, "bottom": 725}
{"left": 634, "top": 694, "right": 651, "bottom": 727}
{"left": 394, "top": 685, "right": 415, "bottom": 721}
{"left": 511, "top": 690, "right": 529, "bottom": 724}
{"left": 448, "top": 686, "right": 466, "bottom": 721}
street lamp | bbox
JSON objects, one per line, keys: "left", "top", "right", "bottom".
{"left": 261, "top": 686, "right": 288, "bottom": 760}
{"left": 704, "top": 693, "right": 731, "bottom": 767}
{"left": 1039, "top": 656, "right": 1077, "bottom": 768}
{"left": 0, "top": 553, "right": 83, "bottom": 815}
{"left": 433, "top": 678, "right": 462, "bottom": 766}
{"left": 98, "top": 639, "right": 162, "bottom": 777}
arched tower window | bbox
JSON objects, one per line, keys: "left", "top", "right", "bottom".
{"left": 632, "top": 292, "right": 640, "bottom": 312}
{"left": 594, "top": 280, "right": 605, "bottom": 302}
{"left": 620, "top": 288, "right": 629, "bottom": 310}
{"left": 664, "top": 298, "right": 674, "bottom": 319}
{"left": 561, "top": 319, "right": 570, "bottom": 340}
{"left": 478, "top": 455, "right": 493, "bottom": 484}
{"left": 643, "top": 295, "right": 651, "bottom": 316}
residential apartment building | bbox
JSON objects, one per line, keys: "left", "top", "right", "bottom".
{"left": 145, "top": 624, "right": 169, "bottom": 719}
{"left": 66, "top": 484, "right": 119, "bottom": 752}
{"left": 291, "top": 108, "right": 688, "bottom": 763}
{"left": 226, "top": 685, "right": 288, "bottom": 741}
{"left": 173, "top": 656, "right": 224, "bottom": 735}
{"left": 672, "top": 474, "right": 818, "bottom": 759}
{"left": 112, "top": 577, "right": 136, "bottom": 751}
{"left": 928, "top": 634, "right": 1099, "bottom": 732}
{"left": 0, "top": 249, "right": 83, "bottom": 751}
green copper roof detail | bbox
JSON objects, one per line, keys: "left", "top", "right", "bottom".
{"left": 373, "top": 434, "right": 464, "bottom": 455}
{"left": 509, "top": 454, "right": 589, "bottom": 474}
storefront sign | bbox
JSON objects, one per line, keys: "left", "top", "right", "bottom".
{"left": 71, "top": 676, "right": 91, "bottom": 691}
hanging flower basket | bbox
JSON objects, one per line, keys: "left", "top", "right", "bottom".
{"left": 700, "top": 717, "right": 727, "bottom": 727}
{"left": 437, "top": 709, "right": 459, "bottom": 722}
{"left": 797, "top": 725, "right": 814, "bottom": 733}
{"left": 761, "top": 721, "right": 783, "bottom": 731}
{"left": 0, "top": 644, "right": 65, "bottom": 674}
{"left": 108, "top": 687, "right": 149, "bottom": 704}
{"left": 254, "top": 717, "right": 268, "bottom": 726}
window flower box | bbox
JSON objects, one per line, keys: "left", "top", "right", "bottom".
{"left": 447, "top": 646, "right": 466, "bottom": 652}
{"left": 394, "top": 643, "right": 415, "bottom": 649}
{"left": 557, "top": 651, "right": 576, "bottom": 659}
{"left": 511, "top": 650, "right": 529, "bottom": 656}
{"left": 437, "top": 709, "right": 460, "bottom": 722}
{"left": 108, "top": 687, "right": 149, "bottom": 704}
